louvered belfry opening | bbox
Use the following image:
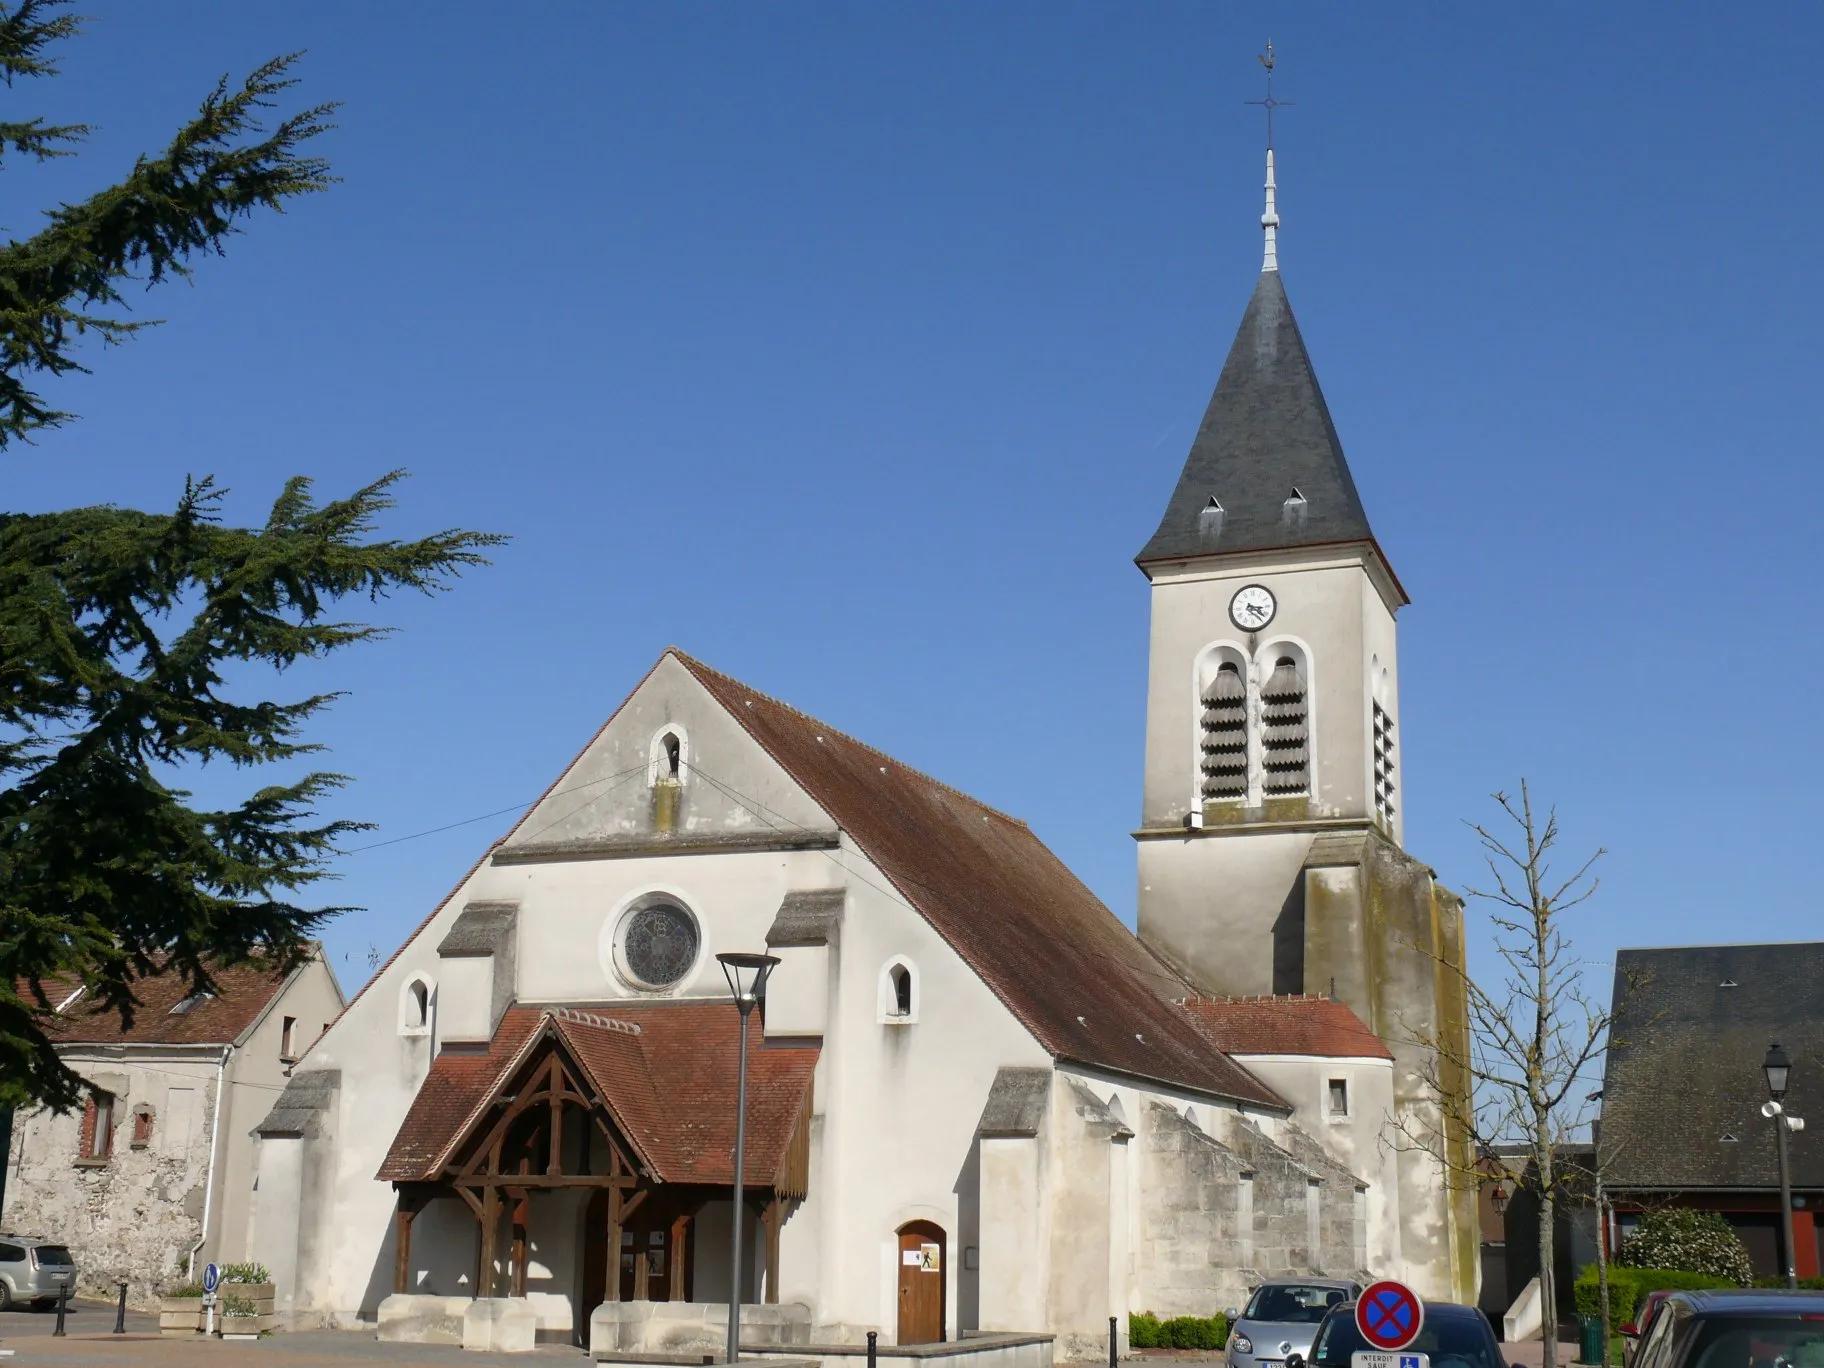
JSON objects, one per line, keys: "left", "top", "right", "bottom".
{"left": 1373, "top": 702, "right": 1396, "bottom": 826}
{"left": 1199, "top": 661, "right": 1249, "bottom": 801}
{"left": 1260, "top": 656, "right": 1310, "bottom": 796}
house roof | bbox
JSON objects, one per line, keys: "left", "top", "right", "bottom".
{"left": 31, "top": 958, "right": 305, "bottom": 1048}
{"left": 1601, "top": 943, "right": 1824, "bottom": 1190}
{"left": 1180, "top": 994, "right": 1393, "bottom": 1060}
{"left": 1136, "top": 270, "right": 1389, "bottom": 576}
{"left": 377, "top": 1002, "right": 817, "bottom": 1186}
{"left": 674, "top": 652, "right": 1287, "bottom": 1109}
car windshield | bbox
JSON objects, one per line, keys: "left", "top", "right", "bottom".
{"left": 1684, "top": 1316, "right": 1824, "bottom": 1368}
{"left": 31, "top": 1246, "right": 72, "bottom": 1268}
{"left": 1312, "top": 1312, "right": 1499, "bottom": 1368}
{"left": 1248, "top": 1286, "right": 1350, "bottom": 1325}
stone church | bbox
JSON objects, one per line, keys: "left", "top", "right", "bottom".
{"left": 248, "top": 150, "right": 1476, "bottom": 1355}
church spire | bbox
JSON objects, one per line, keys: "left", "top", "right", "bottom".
{"left": 1262, "top": 149, "right": 1280, "bottom": 273}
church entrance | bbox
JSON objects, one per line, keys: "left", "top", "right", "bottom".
{"left": 579, "top": 1190, "right": 699, "bottom": 1330}
{"left": 895, "top": 1220, "right": 946, "bottom": 1345}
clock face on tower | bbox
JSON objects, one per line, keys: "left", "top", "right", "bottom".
{"left": 1229, "top": 584, "right": 1277, "bottom": 632}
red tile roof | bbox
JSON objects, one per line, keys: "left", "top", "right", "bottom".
{"left": 378, "top": 1002, "right": 818, "bottom": 1185}
{"left": 31, "top": 959, "right": 299, "bottom": 1047}
{"left": 1180, "top": 995, "right": 1393, "bottom": 1060}
{"left": 674, "top": 652, "right": 1286, "bottom": 1109}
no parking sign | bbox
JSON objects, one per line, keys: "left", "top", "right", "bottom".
{"left": 1355, "top": 1280, "right": 1424, "bottom": 1353}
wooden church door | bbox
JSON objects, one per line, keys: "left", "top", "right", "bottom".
{"left": 896, "top": 1221, "right": 945, "bottom": 1345}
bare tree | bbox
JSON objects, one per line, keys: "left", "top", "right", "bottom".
{"left": 1395, "top": 782, "right": 1614, "bottom": 1368}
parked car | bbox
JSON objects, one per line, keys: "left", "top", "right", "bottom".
{"left": 0, "top": 1236, "right": 76, "bottom": 1311}
{"left": 1626, "top": 1289, "right": 1824, "bottom": 1368}
{"left": 1226, "top": 1279, "right": 1362, "bottom": 1368}
{"left": 1622, "top": 1289, "right": 1677, "bottom": 1366}
{"left": 1296, "top": 1298, "right": 1506, "bottom": 1368}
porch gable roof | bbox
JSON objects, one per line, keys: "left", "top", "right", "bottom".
{"left": 377, "top": 1001, "right": 817, "bottom": 1187}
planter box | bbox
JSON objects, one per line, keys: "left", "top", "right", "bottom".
{"left": 159, "top": 1298, "right": 202, "bottom": 1336}
{"left": 218, "top": 1282, "right": 278, "bottom": 1334}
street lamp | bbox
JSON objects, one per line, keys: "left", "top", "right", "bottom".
{"left": 1763, "top": 1042, "right": 1797, "bottom": 1290}
{"left": 718, "top": 952, "right": 779, "bottom": 1365}
{"left": 1490, "top": 1183, "right": 1511, "bottom": 1216}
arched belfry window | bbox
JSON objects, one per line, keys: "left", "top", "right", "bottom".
{"left": 878, "top": 957, "right": 918, "bottom": 1024}
{"left": 1260, "top": 655, "right": 1310, "bottom": 797}
{"left": 1200, "top": 662, "right": 1248, "bottom": 802}
{"left": 649, "top": 727, "right": 688, "bottom": 786}
{"left": 400, "top": 973, "right": 435, "bottom": 1037}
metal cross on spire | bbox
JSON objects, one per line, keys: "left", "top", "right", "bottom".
{"left": 1244, "top": 43, "right": 1291, "bottom": 273}
{"left": 1244, "top": 41, "right": 1294, "bottom": 151}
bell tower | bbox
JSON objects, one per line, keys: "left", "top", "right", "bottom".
{"left": 1129, "top": 122, "right": 1479, "bottom": 1303}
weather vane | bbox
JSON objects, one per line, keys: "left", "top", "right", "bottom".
{"left": 1245, "top": 41, "right": 1293, "bottom": 150}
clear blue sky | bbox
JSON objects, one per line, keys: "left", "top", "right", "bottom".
{"left": 11, "top": 3, "right": 1822, "bottom": 997}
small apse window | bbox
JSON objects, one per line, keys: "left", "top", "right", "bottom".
{"left": 1327, "top": 1079, "right": 1349, "bottom": 1116}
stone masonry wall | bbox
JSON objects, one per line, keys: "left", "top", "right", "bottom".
{"left": 1137, "top": 1101, "right": 1252, "bottom": 1315}
{"left": 5, "top": 1065, "right": 216, "bottom": 1308}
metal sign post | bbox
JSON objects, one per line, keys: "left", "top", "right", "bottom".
{"left": 202, "top": 1262, "right": 221, "bottom": 1337}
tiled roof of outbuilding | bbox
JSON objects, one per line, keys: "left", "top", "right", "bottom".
{"left": 30, "top": 957, "right": 305, "bottom": 1048}
{"left": 1602, "top": 942, "right": 1824, "bottom": 1190}
{"left": 1180, "top": 994, "right": 1393, "bottom": 1061}
{"left": 377, "top": 1002, "right": 817, "bottom": 1185}
{"left": 674, "top": 653, "right": 1287, "bottom": 1109}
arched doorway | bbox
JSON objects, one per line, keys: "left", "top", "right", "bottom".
{"left": 895, "top": 1220, "right": 946, "bottom": 1345}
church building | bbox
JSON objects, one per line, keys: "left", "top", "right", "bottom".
{"left": 249, "top": 147, "right": 1477, "bottom": 1356}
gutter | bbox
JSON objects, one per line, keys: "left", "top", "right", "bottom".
{"left": 187, "top": 1044, "right": 232, "bottom": 1277}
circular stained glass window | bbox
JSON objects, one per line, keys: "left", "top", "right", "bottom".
{"left": 620, "top": 902, "right": 700, "bottom": 989}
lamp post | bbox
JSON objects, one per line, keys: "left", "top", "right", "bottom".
{"left": 718, "top": 952, "right": 779, "bottom": 1365}
{"left": 1764, "top": 1042, "right": 1797, "bottom": 1290}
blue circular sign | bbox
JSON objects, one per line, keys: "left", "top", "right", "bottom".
{"left": 202, "top": 1262, "right": 221, "bottom": 1294}
{"left": 1356, "top": 1280, "right": 1424, "bottom": 1352}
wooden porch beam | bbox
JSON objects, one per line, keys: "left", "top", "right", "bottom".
{"left": 477, "top": 1185, "right": 500, "bottom": 1298}
{"left": 393, "top": 1196, "right": 417, "bottom": 1296}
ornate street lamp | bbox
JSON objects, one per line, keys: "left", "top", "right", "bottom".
{"left": 1490, "top": 1182, "right": 1511, "bottom": 1216}
{"left": 1763, "top": 1042, "right": 1797, "bottom": 1289}
{"left": 718, "top": 952, "right": 779, "bottom": 1364}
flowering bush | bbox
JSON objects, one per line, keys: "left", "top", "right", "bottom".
{"left": 1617, "top": 1209, "right": 1753, "bottom": 1286}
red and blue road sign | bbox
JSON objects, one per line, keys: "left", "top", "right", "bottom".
{"left": 1355, "top": 1280, "right": 1424, "bottom": 1352}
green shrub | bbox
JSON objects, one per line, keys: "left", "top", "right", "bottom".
{"left": 1573, "top": 1265, "right": 1738, "bottom": 1321}
{"left": 1127, "top": 1311, "right": 1228, "bottom": 1351}
{"left": 166, "top": 1282, "right": 206, "bottom": 1299}
{"left": 1618, "top": 1210, "right": 1753, "bottom": 1285}
{"left": 221, "top": 1263, "right": 269, "bottom": 1285}
{"left": 221, "top": 1293, "right": 258, "bottom": 1317}
{"left": 1755, "top": 1276, "right": 1824, "bottom": 1290}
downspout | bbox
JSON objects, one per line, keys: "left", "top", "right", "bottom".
{"left": 187, "top": 1044, "right": 232, "bottom": 1278}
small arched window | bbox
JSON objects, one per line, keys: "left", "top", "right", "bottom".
{"left": 400, "top": 974, "right": 435, "bottom": 1037}
{"left": 1199, "top": 661, "right": 1248, "bottom": 802}
{"left": 1260, "top": 655, "right": 1310, "bottom": 797}
{"left": 878, "top": 958, "right": 918, "bottom": 1024}
{"left": 648, "top": 727, "right": 688, "bottom": 787}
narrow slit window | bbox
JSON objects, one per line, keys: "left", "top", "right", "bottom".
{"left": 1328, "top": 1078, "right": 1349, "bottom": 1116}
{"left": 1199, "top": 662, "right": 1248, "bottom": 801}
{"left": 281, "top": 1016, "right": 298, "bottom": 1061}
{"left": 891, "top": 965, "right": 912, "bottom": 1017}
{"left": 1373, "top": 702, "right": 1396, "bottom": 827}
{"left": 1260, "top": 656, "right": 1310, "bottom": 796}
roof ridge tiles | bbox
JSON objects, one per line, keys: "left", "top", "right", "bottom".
{"left": 669, "top": 649, "right": 1031, "bottom": 829}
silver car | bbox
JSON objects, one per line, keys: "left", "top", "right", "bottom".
{"left": 1226, "top": 1279, "right": 1361, "bottom": 1368}
{"left": 0, "top": 1236, "right": 77, "bottom": 1311}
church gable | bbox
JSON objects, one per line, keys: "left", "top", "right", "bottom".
{"left": 494, "top": 651, "right": 837, "bottom": 862}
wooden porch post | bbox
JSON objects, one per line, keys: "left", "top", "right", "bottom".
{"left": 761, "top": 1199, "right": 782, "bottom": 1305}
{"left": 509, "top": 1187, "right": 530, "bottom": 1298}
{"left": 478, "top": 1185, "right": 500, "bottom": 1298}
{"left": 668, "top": 1214, "right": 691, "bottom": 1303}
{"left": 605, "top": 1186, "right": 624, "bottom": 1303}
{"left": 393, "top": 1193, "right": 418, "bottom": 1296}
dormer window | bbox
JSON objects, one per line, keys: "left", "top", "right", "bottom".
{"left": 169, "top": 991, "right": 212, "bottom": 1016}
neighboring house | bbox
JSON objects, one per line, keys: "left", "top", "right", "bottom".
{"left": 247, "top": 144, "right": 1478, "bottom": 1353}
{"left": 2, "top": 953, "right": 345, "bottom": 1305}
{"left": 1600, "top": 942, "right": 1824, "bottom": 1280}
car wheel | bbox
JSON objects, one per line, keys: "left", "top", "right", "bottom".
{"left": 0, "top": 1281, "right": 12, "bottom": 1312}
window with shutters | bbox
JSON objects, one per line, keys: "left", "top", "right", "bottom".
{"left": 1199, "top": 660, "right": 1249, "bottom": 802}
{"left": 79, "top": 1091, "right": 115, "bottom": 1161}
{"left": 1260, "top": 654, "right": 1310, "bottom": 796}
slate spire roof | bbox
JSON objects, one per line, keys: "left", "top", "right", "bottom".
{"left": 1136, "top": 227, "right": 1386, "bottom": 568}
